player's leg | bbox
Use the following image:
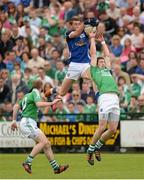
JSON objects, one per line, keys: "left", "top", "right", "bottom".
{"left": 81, "top": 64, "right": 91, "bottom": 79}
{"left": 47, "top": 63, "right": 79, "bottom": 97}
{"left": 100, "top": 120, "right": 119, "bottom": 142}
{"left": 43, "top": 134, "right": 69, "bottom": 174}
{"left": 94, "top": 111, "right": 119, "bottom": 161}
{"left": 58, "top": 78, "right": 73, "bottom": 96}
{"left": 87, "top": 119, "right": 107, "bottom": 165}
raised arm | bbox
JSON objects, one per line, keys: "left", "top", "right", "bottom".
{"left": 96, "top": 33, "right": 111, "bottom": 68}
{"left": 68, "top": 22, "right": 84, "bottom": 38}
{"left": 36, "top": 97, "right": 62, "bottom": 108}
{"left": 89, "top": 32, "right": 97, "bottom": 66}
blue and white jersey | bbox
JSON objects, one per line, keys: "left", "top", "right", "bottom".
{"left": 66, "top": 31, "right": 90, "bottom": 64}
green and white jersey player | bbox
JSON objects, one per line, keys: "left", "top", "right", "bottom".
{"left": 11, "top": 80, "right": 69, "bottom": 174}
{"left": 86, "top": 32, "right": 120, "bottom": 166}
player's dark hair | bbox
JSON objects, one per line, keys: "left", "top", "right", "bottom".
{"left": 33, "top": 80, "right": 43, "bottom": 90}
{"left": 69, "top": 16, "right": 82, "bottom": 24}
{"left": 97, "top": 56, "right": 105, "bottom": 65}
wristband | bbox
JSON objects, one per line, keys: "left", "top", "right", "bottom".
{"left": 101, "top": 41, "right": 106, "bottom": 45}
{"left": 12, "top": 120, "right": 16, "bottom": 123}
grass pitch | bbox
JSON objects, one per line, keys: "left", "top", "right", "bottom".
{"left": 0, "top": 153, "right": 144, "bottom": 179}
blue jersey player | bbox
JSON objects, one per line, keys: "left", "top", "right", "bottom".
{"left": 47, "top": 17, "right": 91, "bottom": 97}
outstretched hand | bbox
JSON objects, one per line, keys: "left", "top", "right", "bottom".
{"left": 11, "top": 122, "right": 18, "bottom": 131}
{"left": 52, "top": 96, "right": 63, "bottom": 105}
{"left": 95, "top": 32, "right": 104, "bottom": 42}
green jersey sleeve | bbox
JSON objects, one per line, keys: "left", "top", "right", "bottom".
{"left": 32, "top": 89, "right": 42, "bottom": 103}
{"left": 18, "top": 100, "right": 22, "bottom": 108}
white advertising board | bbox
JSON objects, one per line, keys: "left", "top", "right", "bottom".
{"left": 0, "top": 122, "right": 35, "bottom": 147}
{"left": 121, "top": 121, "right": 144, "bottom": 147}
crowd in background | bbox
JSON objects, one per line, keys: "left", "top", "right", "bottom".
{"left": 0, "top": 0, "right": 144, "bottom": 122}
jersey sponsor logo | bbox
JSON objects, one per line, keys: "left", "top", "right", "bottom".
{"left": 101, "top": 69, "right": 112, "bottom": 77}
{"left": 75, "top": 40, "right": 86, "bottom": 47}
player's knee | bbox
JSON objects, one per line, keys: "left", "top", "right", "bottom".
{"left": 43, "top": 140, "right": 51, "bottom": 149}
{"left": 109, "top": 127, "right": 117, "bottom": 134}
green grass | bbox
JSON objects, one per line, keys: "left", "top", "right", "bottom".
{"left": 0, "top": 153, "right": 144, "bottom": 179}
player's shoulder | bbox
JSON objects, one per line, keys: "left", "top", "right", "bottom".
{"left": 65, "top": 30, "right": 73, "bottom": 39}
{"left": 32, "top": 88, "right": 40, "bottom": 96}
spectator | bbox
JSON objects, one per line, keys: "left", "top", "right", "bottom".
{"left": 113, "top": 63, "right": 131, "bottom": 88}
{"left": 11, "top": 62, "right": 24, "bottom": 77}
{"left": 52, "top": 34, "right": 65, "bottom": 54}
{"left": 106, "top": 0, "right": 120, "bottom": 20}
{"left": 50, "top": 49, "right": 61, "bottom": 68}
{"left": 81, "top": 81, "right": 95, "bottom": 103}
{"left": 137, "top": 95, "right": 144, "bottom": 112}
{"left": 0, "top": 69, "right": 12, "bottom": 90}
{"left": 0, "top": 54, "right": 6, "bottom": 70}
{"left": 76, "top": 102, "right": 86, "bottom": 121}
{"left": 84, "top": 95, "right": 97, "bottom": 114}
{"left": 0, "top": 30, "right": 14, "bottom": 58}
{"left": 98, "top": 10, "right": 117, "bottom": 36}
{"left": 38, "top": 67, "right": 54, "bottom": 87}
{"left": 118, "top": 76, "right": 131, "bottom": 105}
{"left": 130, "top": 74, "right": 141, "bottom": 97}
{"left": 0, "top": 11, "right": 11, "bottom": 29}
{"left": 4, "top": 51, "right": 21, "bottom": 72}
{"left": 110, "top": 35, "right": 123, "bottom": 57}
{"left": 3, "top": 101, "right": 13, "bottom": 121}
{"left": 120, "top": 38, "right": 135, "bottom": 63}
{"left": 13, "top": 36, "right": 29, "bottom": 57}
{"left": 0, "top": 78, "right": 11, "bottom": 104}
{"left": 44, "top": 61, "right": 56, "bottom": 80}
{"left": 135, "top": 57, "right": 144, "bottom": 75}
{"left": 127, "top": 56, "right": 138, "bottom": 74}
{"left": 128, "top": 96, "right": 139, "bottom": 113}
{"left": 66, "top": 102, "right": 77, "bottom": 122}
{"left": 11, "top": 74, "right": 29, "bottom": 104}
{"left": 29, "top": 9, "right": 41, "bottom": 28}
{"left": 11, "top": 24, "right": 21, "bottom": 45}
{"left": 63, "top": 1, "right": 77, "bottom": 21}
{"left": 0, "top": 107, "right": 6, "bottom": 121}
{"left": 55, "top": 61, "right": 67, "bottom": 86}
{"left": 41, "top": 8, "right": 59, "bottom": 36}
{"left": 72, "top": 82, "right": 80, "bottom": 92}
{"left": 21, "top": 52, "right": 30, "bottom": 70}
{"left": 71, "top": 90, "right": 85, "bottom": 112}
{"left": 28, "top": 48, "right": 45, "bottom": 69}
{"left": 130, "top": 23, "right": 144, "bottom": 52}
{"left": 55, "top": 101, "right": 68, "bottom": 122}
{"left": 38, "top": 37, "right": 47, "bottom": 59}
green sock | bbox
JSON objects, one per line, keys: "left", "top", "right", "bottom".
{"left": 87, "top": 144, "right": 95, "bottom": 153}
{"left": 49, "top": 160, "right": 59, "bottom": 170}
{"left": 95, "top": 139, "right": 104, "bottom": 150}
{"left": 25, "top": 155, "right": 34, "bottom": 165}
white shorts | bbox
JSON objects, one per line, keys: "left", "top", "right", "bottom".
{"left": 19, "top": 117, "right": 43, "bottom": 140}
{"left": 98, "top": 93, "right": 120, "bottom": 121}
{"left": 65, "top": 62, "right": 90, "bottom": 80}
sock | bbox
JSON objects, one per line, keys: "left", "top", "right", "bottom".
{"left": 87, "top": 144, "right": 95, "bottom": 153}
{"left": 25, "top": 155, "right": 34, "bottom": 165}
{"left": 95, "top": 139, "right": 104, "bottom": 150}
{"left": 49, "top": 160, "right": 59, "bottom": 170}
